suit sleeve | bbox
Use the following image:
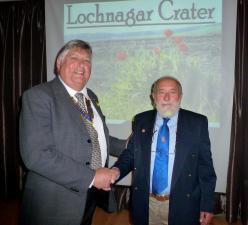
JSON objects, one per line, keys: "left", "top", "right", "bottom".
{"left": 19, "top": 89, "right": 95, "bottom": 195}
{"left": 113, "top": 117, "right": 137, "bottom": 180}
{"left": 198, "top": 116, "right": 217, "bottom": 212}
{"left": 109, "top": 136, "right": 126, "bottom": 157}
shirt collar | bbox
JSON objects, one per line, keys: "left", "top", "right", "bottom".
{"left": 58, "top": 76, "right": 88, "bottom": 99}
{"left": 156, "top": 110, "right": 179, "bottom": 126}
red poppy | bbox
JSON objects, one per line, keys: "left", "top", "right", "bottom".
{"left": 179, "top": 43, "right": 188, "bottom": 52}
{"left": 172, "top": 36, "right": 183, "bottom": 44}
{"left": 116, "top": 51, "right": 128, "bottom": 60}
{"left": 164, "top": 29, "right": 173, "bottom": 38}
{"left": 154, "top": 47, "right": 161, "bottom": 55}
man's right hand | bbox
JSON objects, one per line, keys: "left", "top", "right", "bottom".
{"left": 93, "top": 168, "right": 120, "bottom": 190}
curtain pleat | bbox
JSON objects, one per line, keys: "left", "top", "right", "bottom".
{"left": 0, "top": 0, "right": 46, "bottom": 199}
{"left": 226, "top": 0, "right": 248, "bottom": 224}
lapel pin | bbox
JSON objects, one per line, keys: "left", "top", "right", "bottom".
{"left": 161, "top": 136, "right": 166, "bottom": 142}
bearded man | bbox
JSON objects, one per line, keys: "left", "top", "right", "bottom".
{"left": 111, "top": 76, "right": 216, "bottom": 225}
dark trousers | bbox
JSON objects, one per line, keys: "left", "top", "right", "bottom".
{"left": 81, "top": 187, "right": 113, "bottom": 225}
{"left": 81, "top": 187, "right": 98, "bottom": 225}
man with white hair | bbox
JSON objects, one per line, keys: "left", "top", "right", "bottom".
{"left": 112, "top": 76, "right": 216, "bottom": 225}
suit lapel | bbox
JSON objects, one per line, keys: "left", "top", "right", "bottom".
{"left": 87, "top": 90, "right": 105, "bottom": 121}
{"left": 87, "top": 89, "right": 108, "bottom": 135}
{"left": 138, "top": 111, "right": 157, "bottom": 187}
{"left": 171, "top": 109, "right": 189, "bottom": 191}
{"left": 52, "top": 78, "right": 89, "bottom": 136}
{"left": 139, "top": 112, "right": 156, "bottom": 151}
{"left": 87, "top": 89, "right": 110, "bottom": 155}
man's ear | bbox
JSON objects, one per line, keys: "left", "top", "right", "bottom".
{"left": 56, "top": 59, "right": 61, "bottom": 72}
{"left": 179, "top": 94, "right": 183, "bottom": 102}
{"left": 150, "top": 93, "right": 155, "bottom": 108}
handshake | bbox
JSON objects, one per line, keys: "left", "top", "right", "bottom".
{"left": 93, "top": 167, "right": 120, "bottom": 191}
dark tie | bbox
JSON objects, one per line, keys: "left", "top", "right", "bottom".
{"left": 75, "top": 93, "right": 102, "bottom": 170}
{"left": 152, "top": 118, "right": 170, "bottom": 194}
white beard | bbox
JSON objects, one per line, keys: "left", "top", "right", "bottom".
{"left": 156, "top": 102, "right": 180, "bottom": 118}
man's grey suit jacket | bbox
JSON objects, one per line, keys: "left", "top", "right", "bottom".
{"left": 19, "top": 77, "right": 123, "bottom": 225}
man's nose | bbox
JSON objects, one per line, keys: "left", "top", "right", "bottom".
{"left": 78, "top": 61, "right": 85, "bottom": 69}
{"left": 163, "top": 93, "right": 170, "bottom": 100}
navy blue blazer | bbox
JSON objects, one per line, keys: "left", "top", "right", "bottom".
{"left": 114, "top": 109, "right": 216, "bottom": 225}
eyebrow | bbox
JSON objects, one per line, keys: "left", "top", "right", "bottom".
{"left": 157, "top": 88, "right": 177, "bottom": 91}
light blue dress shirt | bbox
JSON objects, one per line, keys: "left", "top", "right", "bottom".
{"left": 150, "top": 111, "right": 178, "bottom": 194}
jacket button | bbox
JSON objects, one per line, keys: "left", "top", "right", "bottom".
{"left": 87, "top": 139, "right": 91, "bottom": 143}
{"left": 134, "top": 187, "right": 138, "bottom": 190}
{"left": 86, "top": 162, "right": 90, "bottom": 165}
{"left": 186, "top": 194, "right": 190, "bottom": 198}
{"left": 188, "top": 173, "right": 192, "bottom": 177}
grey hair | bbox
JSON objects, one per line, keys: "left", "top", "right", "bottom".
{"left": 53, "top": 40, "right": 92, "bottom": 76}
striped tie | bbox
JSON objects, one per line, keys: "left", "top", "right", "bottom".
{"left": 75, "top": 93, "right": 102, "bottom": 170}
